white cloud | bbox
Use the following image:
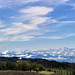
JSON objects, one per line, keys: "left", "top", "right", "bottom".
{"left": 0, "top": 0, "right": 70, "bottom": 8}
{"left": 18, "top": 6, "right": 54, "bottom": 25}
{"left": 1, "top": 7, "right": 54, "bottom": 35}
{"left": 39, "top": 33, "right": 75, "bottom": 39}
{"left": 56, "top": 21, "right": 75, "bottom": 27}
{"left": 10, "top": 35, "right": 34, "bottom": 41}
{"left": 0, "top": 0, "right": 40, "bottom": 8}
{"left": 0, "top": 36, "right": 9, "bottom": 41}
{"left": 64, "top": 2, "right": 75, "bottom": 9}
{"left": 13, "top": 6, "right": 54, "bottom": 23}
{"left": 2, "top": 6, "right": 54, "bottom": 35}
{"left": 39, "top": 36, "right": 65, "bottom": 39}
{"left": 20, "top": 7, "right": 53, "bottom": 15}
{"left": 39, "top": 0, "right": 70, "bottom": 6}
{"left": 61, "top": 21, "right": 75, "bottom": 23}
{"left": 0, "top": 34, "right": 34, "bottom": 41}
{"left": 0, "top": 22, "right": 38, "bottom": 35}
{"left": 31, "top": 17, "right": 49, "bottom": 25}
{"left": 0, "top": 0, "right": 74, "bottom": 42}
{"left": 0, "top": 6, "right": 55, "bottom": 41}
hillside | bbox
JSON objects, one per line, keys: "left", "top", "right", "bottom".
{"left": 0, "top": 57, "right": 75, "bottom": 69}
{"left": 0, "top": 57, "right": 74, "bottom": 75}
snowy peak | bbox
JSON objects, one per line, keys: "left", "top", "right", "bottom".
{"left": 0, "top": 47, "right": 75, "bottom": 62}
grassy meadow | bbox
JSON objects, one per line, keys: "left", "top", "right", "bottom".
{"left": 0, "top": 70, "right": 65, "bottom": 75}
{"left": 39, "top": 71, "right": 54, "bottom": 75}
{"left": 50, "top": 68, "right": 73, "bottom": 75}
{"left": 0, "top": 70, "right": 43, "bottom": 75}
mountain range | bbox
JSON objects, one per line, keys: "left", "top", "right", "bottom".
{"left": 0, "top": 47, "right": 75, "bottom": 63}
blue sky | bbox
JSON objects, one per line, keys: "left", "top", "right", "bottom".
{"left": 0, "top": 0, "right": 75, "bottom": 51}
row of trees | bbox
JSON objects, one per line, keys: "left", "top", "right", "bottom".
{"left": 0, "top": 60, "right": 74, "bottom": 75}
{"left": 0, "top": 61, "right": 45, "bottom": 72}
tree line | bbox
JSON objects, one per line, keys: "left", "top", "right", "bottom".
{"left": 0, "top": 61, "right": 45, "bottom": 72}
{"left": 0, "top": 57, "right": 74, "bottom": 75}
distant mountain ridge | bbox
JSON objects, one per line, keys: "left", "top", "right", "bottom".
{"left": 0, "top": 47, "right": 75, "bottom": 62}
{"left": 0, "top": 57, "right": 75, "bottom": 70}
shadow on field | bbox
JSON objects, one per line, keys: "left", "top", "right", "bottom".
{"left": 0, "top": 71, "right": 43, "bottom": 75}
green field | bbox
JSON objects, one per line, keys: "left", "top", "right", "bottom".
{"left": 27, "top": 69, "right": 73, "bottom": 75}
{"left": 28, "top": 70, "right": 55, "bottom": 75}
{"left": 39, "top": 71, "right": 54, "bottom": 75}
{"left": 50, "top": 68, "right": 72, "bottom": 75}
{"left": 0, "top": 70, "right": 43, "bottom": 75}
{"left": 0, "top": 71, "right": 65, "bottom": 75}
{"left": 29, "top": 70, "right": 64, "bottom": 75}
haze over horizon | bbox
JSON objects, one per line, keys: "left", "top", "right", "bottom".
{"left": 0, "top": 0, "right": 75, "bottom": 51}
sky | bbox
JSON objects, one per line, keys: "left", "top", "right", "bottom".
{"left": 0, "top": 0, "right": 75, "bottom": 51}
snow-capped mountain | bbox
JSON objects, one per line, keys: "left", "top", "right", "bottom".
{"left": 0, "top": 47, "right": 75, "bottom": 62}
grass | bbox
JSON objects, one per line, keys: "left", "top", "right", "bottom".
{"left": 27, "top": 70, "right": 55, "bottom": 75}
{"left": 50, "top": 68, "right": 72, "bottom": 75}
{"left": 0, "top": 70, "right": 44, "bottom": 75}
{"left": 0, "top": 70, "right": 65, "bottom": 75}
{"left": 27, "top": 70, "right": 64, "bottom": 75}
{"left": 39, "top": 71, "right": 54, "bottom": 75}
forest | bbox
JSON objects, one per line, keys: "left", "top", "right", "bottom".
{"left": 0, "top": 57, "right": 75, "bottom": 75}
